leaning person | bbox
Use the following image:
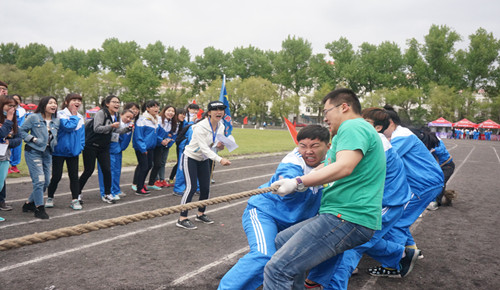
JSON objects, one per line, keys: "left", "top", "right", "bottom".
{"left": 262, "top": 88, "right": 386, "bottom": 289}
{"left": 218, "top": 125, "right": 330, "bottom": 289}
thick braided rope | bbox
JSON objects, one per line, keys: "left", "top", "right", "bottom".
{"left": 0, "top": 185, "right": 278, "bottom": 251}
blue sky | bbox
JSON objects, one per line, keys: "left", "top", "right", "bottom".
{"left": 4, "top": 0, "right": 500, "bottom": 57}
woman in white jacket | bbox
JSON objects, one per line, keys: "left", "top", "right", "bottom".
{"left": 176, "top": 101, "right": 231, "bottom": 230}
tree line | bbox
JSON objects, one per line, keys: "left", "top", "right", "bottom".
{"left": 1, "top": 24, "right": 499, "bottom": 126}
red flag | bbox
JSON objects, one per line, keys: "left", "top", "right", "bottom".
{"left": 243, "top": 116, "right": 248, "bottom": 125}
{"left": 197, "top": 109, "right": 204, "bottom": 120}
{"left": 192, "top": 99, "right": 197, "bottom": 104}
{"left": 283, "top": 117, "right": 298, "bottom": 145}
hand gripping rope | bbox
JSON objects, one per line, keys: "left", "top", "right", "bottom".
{"left": 0, "top": 185, "right": 278, "bottom": 251}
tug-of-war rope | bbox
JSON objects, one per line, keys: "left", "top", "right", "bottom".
{"left": 0, "top": 185, "right": 278, "bottom": 251}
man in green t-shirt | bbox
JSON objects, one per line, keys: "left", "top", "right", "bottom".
{"left": 263, "top": 88, "right": 386, "bottom": 290}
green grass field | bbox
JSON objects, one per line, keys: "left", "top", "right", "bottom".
{"left": 8, "top": 128, "right": 296, "bottom": 178}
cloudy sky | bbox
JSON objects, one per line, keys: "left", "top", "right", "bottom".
{"left": 4, "top": 0, "right": 500, "bottom": 57}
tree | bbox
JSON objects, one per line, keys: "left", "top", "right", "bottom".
{"left": 238, "top": 77, "right": 277, "bottom": 125}
{"left": 325, "top": 37, "right": 356, "bottom": 88}
{"left": 421, "top": 25, "right": 462, "bottom": 87}
{"left": 228, "top": 46, "right": 273, "bottom": 80}
{"left": 457, "top": 28, "right": 500, "bottom": 90}
{"left": 101, "top": 38, "right": 140, "bottom": 75}
{"left": 191, "top": 47, "right": 230, "bottom": 94}
{"left": 426, "top": 84, "right": 460, "bottom": 121}
{"left": 0, "top": 43, "right": 20, "bottom": 65}
{"left": 371, "top": 87, "right": 424, "bottom": 125}
{"left": 0, "top": 64, "right": 31, "bottom": 97}
{"left": 403, "top": 38, "right": 430, "bottom": 89}
{"left": 123, "top": 60, "right": 160, "bottom": 104}
{"left": 29, "top": 62, "right": 66, "bottom": 97}
{"left": 142, "top": 41, "right": 167, "bottom": 78}
{"left": 54, "top": 46, "right": 91, "bottom": 76}
{"left": 16, "top": 43, "right": 53, "bottom": 69}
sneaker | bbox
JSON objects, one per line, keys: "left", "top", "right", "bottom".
{"left": 418, "top": 251, "right": 424, "bottom": 259}
{"left": 0, "top": 216, "right": 4, "bottom": 222}
{"left": 70, "top": 199, "right": 82, "bottom": 210}
{"left": 101, "top": 195, "right": 116, "bottom": 204}
{"left": 426, "top": 201, "right": 439, "bottom": 211}
{"left": 131, "top": 185, "right": 137, "bottom": 191}
{"left": 7, "top": 167, "right": 13, "bottom": 174}
{"left": 211, "top": 178, "right": 215, "bottom": 184}
{"left": 78, "top": 194, "right": 84, "bottom": 205}
{"left": 195, "top": 214, "right": 214, "bottom": 224}
{"left": 34, "top": 205, "right": 49, "bottom": 219}
{"left": 147, "top": 185, "right": 162, "bottom": 191}
{"left": 352, "top": 267, "right": 359, "bottom": 275}
{"left": 135, "top": 188, "right": 151, "bottom": 196}
{"left": 154, "top": 180, "right": 164, "bottom": 188}
{"left": 22, "top": 201, "right": 36, "bottom": 212}
{"left": 399, "top": 247, "right": 420, "bottom": 277}
{"left": 172, "top": 192, "right": 183, "bottom": 197}
{"left": 45, "top": 197, "right": 54, "bottom": 208}
{"left": 176, "top": 219, "right": 197, "bottom": 230}
{"left": 367, "top": 266, "right": 401, "bottom": 278}
{"left": 304, "top": 279, "right": 322, "bottom": 289}
{"left": 0, "top": 201, "right": 13, "bottom": 211}
{"left": 11, "top": 166, "right": 20, "bottom": 173}
{"left": 112, "top": 195, "right": 120, "bottom": 201}
{"left": 118, "top": 192, "right": 126, "bottom": 197}
{"left": 142, "top": 185, "right": 151, "bottom": 193}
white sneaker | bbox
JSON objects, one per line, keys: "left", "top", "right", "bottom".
{"left": 118, "top": 192, "right": 126, "bottom": 197}
{"left": 101, "top": 195, "right": 116, "bottom": 204}
{"left": 45, "top": 197, "right": 54, "bottom": 208}
{"left": 427, "top": 201, "right": 439, "bottom": 211}
{"left": 113, "top": 195, "right": 120, "bottom": 201}
{"left": 70, "top": 199, "right": 82, "bottom": 210}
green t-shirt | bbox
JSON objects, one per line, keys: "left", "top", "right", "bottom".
{"left": 319, "top": 118, "right": 386, "bottom": 230}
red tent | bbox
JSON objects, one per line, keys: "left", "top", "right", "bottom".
{"left": 478, "top": 119, "right": 500, "bottom": 129}
{"left": 428, "top": 117, "right": 452, "bottom": 127}
{"left": 85, "top": 106, "right": 100, "bottom": 119}
{"left": 22, "top": 103, "right": 38, "bottom": 111}
{"left": 452, "top": 118, "right": 478, "bottom": 128}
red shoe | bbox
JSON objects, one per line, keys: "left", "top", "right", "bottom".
{"left": 8, "top": 167, "right": 13, "bottom": 174}
{"left": 11, "top": 166, "right": 20, "bottom": 173}
{"left": 154, "top": 180, "right": 164, "bottom": 188}
{"left": 165, "top": 180, "right": 174, "bottom": 187}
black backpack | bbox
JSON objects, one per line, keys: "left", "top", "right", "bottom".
{"left": 85, "top": 109, "right": 114, "bottom": 148}
{"left": 175, "top": 123, "right": 194, "bottom": 146}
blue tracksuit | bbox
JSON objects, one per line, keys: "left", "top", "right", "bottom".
{"left": 173, "top": 125, "right": 195, "bottom": 195}
{"left": 218, "top": 148, "right": 323, "bottom": 290}
{"left": 98, "top": 121, "right": 133, "bottom": 196}
{"left": 383, "top": 126, "right": 443, "bottom": 250}
{"left": 133, "top": 115, "right": 161, "bottom": 153}
{"left": 307, "top": 133, "right": 412, "bottom": 289}
{"left": 9, "top": 106, "right": 27, "bottom": 166}
{"left": 53, "top": 108, "right": 85, "bottom": 158}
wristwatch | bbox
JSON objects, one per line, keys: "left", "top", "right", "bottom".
{"left": 295, "top": 177, "right": 305, "bottom": 191}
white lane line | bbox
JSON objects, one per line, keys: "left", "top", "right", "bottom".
{"left": 492, "top": 146, "right": 500, "bottom": 164}
{"left": 170, "top": 246, "right": 250, "bottom": 286}
{"left": 0, "top": 173, "right": 274, "bottom": 230}
{"left": 0, "top": 199, "right": 251, "bottom": 273}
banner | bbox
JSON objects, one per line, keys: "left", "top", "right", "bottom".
{"left": 219, "top": 75, "right": 233, "bottom": 136}
{"left": 283, "top": 117, "right": 298, "bottom": 145}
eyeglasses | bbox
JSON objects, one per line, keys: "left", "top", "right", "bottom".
{"left": 322, "top": 103, "right": 342, "bottom": 116}
{"left": 110, "top": 100, "right": 120, "bottom": 104}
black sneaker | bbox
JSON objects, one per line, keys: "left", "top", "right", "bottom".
{"left": 135, "top": 188, "right": 151, "bottom": 196}
{"left": 399, "top": 247, "right": 420, "bottom": 277}
{"left": 34, "top": 206, "right": 49, "bottom": 219}
{"left": 195, "top": 214, "right": 214, "bottom": 224}
{"left": 22, "top": 201, "right": 36, "bottom": 212}
{"left": 176, "top": 219, "right": 197, "bottom": 230}
{"left": 367, "top": 265, "right": 400, "bottom": 278}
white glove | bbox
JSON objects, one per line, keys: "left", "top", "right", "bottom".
{"left": 271, "top": 178, "right": 297, "bottom": 196}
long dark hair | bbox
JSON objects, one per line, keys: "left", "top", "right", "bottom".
{"left": 0, "top": 95, "right": 18, "bottom": 133}
{"left": 34, "top": 96, "right": 58, "bottom": 119}
{"left": 160, "top": 105, "right": 178, "bottom": 133}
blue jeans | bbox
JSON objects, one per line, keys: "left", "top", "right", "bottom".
{"left": 25, "top": 148, "right": 52, "bottom": 206}
{"left": 263, "top": 213, "right": 374, "bottom": 290}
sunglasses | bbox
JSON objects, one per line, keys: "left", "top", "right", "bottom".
{"left": 211, "top": 106, "right": 226, "bottom": 111}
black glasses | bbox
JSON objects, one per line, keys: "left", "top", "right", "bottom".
{"left": 322, "top": 103, "right": 342, "bottom": 115}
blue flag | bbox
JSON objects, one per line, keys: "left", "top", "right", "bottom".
{"left": 219, "top": 75, "right": 233, "bottom": 136}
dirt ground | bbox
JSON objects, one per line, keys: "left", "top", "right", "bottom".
{"left": 0, "top": 139, "right": 499, "bottom": 289}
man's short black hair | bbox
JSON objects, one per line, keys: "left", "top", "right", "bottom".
{"left": 297, "top": 125, "right": 330, "bottom": 144}
{"left": 322, "top": 88, "right": 361, "bottom": 114}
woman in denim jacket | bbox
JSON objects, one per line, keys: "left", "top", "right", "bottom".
{"left": 20, "top": 96, "right": 60, "bottom": 219}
